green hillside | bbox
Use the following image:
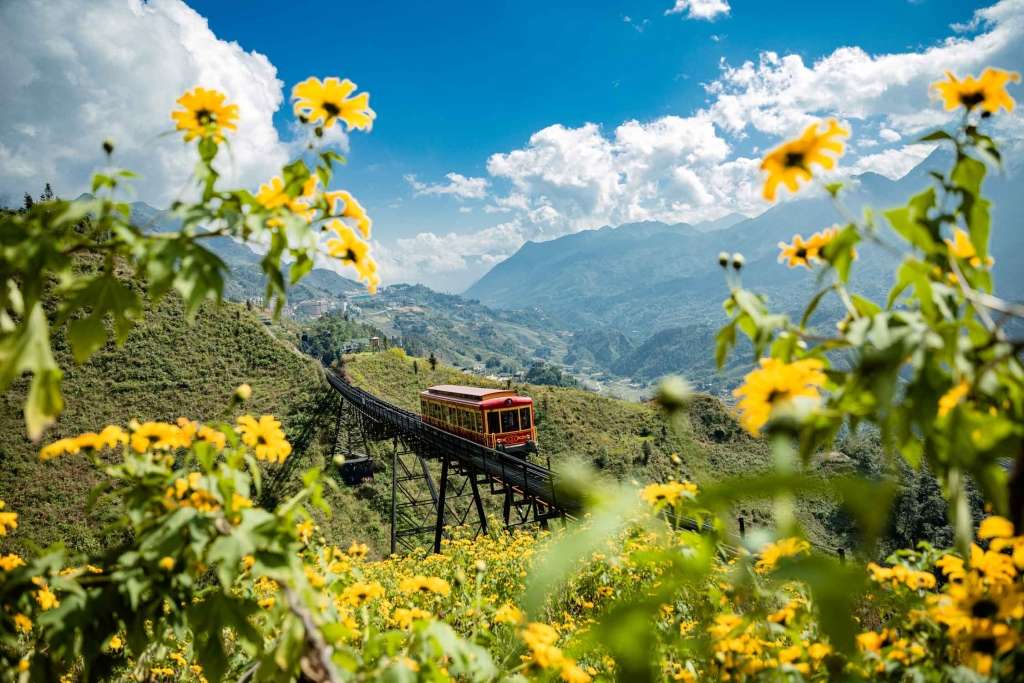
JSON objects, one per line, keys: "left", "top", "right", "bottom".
{"left": 0, "top": 294, "right": 386, "bottom": 556}
{"left": 340, "top": 351, "right": 845, "bottom": 544}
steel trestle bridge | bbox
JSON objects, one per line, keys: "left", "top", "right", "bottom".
{"left": 311, "top": 356, "right": 584, "bottom": 554}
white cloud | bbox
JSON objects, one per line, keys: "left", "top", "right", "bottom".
{"left": 0, "top": 0, "right": 298, "bottom": 206}
{"left": 389, "top": 0, "right": 1024, "bottom": 290}
{"left": 404, "top": 172, "right": 490, "bottom": 200}
{"left": 664, "top": 0, "right": 731, "bottom": 21}
{"left": 459, "top": 206, "right": 473, "bottom": 213}
{"left": 706, "top": 0, "right": 1024, "bottom": 138}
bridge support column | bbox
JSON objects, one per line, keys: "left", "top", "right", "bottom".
{"left": 433, "top": 457, "right": 450, "bottom": 554}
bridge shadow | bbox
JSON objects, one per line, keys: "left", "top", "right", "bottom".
{"left": 258, "top": 384, "right": 340, "bottom": 510}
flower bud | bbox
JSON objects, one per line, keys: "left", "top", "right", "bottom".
{"left": 235, "top": 384, "right": 252, "bottom": 402}
{"left": 315, "top": 126, "right": 324, "bottom": 138}
{"left": 333, "top": 454, "right": 346, "bottom": 467}
{"left": 731, "top": 253, "right": 745, "bottom": 270}
{"left": 475, "top": 560, "right": 486, "bottom": 573}
{"left": 102, "top": 140, "right": 115, "bottom": 156}
{"left": 718, "top": 252, "right": 730, "bottom": 268}
{"left": 655, "top": 375, "right": 692, "bottom": 415}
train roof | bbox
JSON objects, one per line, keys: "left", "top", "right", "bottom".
{"left": 422, "top": 385, "right": 517, "bottom": 401}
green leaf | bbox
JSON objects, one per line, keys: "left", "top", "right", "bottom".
{"left": 60, "top": 272, "right": 144, "bottom": 364}
{"left": 916, "top": 130, "right": 954, "bottom": 143}
{"left": 0, "top": 305, "right": 62, "bottom": 440}
{"left": 821, "top": 224, "right": 861, "bottom": 283}
{"left": 884, "top": 188, "right": 937, "bottom": 253}
{"left": 715, "top": 320, "right": 737, "bottom": 371}
{"left": 888, "top": 261, "right": 935, "bottom": 317}
{"left": 951, "top": 155, "right": 986, "bottom": 196}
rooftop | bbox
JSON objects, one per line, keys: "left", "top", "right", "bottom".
{"left": 424, "top": 385, "right": 515, "bottom": 400}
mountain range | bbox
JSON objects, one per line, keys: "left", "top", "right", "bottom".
{"left": 465, "top": 150, "right": 1024, "bottom": 339}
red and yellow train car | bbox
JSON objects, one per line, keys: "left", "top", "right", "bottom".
{"left": 419, "top": 385, "right": 537, "bottom": 454}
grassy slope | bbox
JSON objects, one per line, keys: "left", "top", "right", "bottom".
{"left": 0, "top": 295, "right": 387, "bottom": 556}
{"left": 342, "top": 352, "right": 844, "bottom": 545}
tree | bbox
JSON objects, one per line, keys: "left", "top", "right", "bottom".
{"left": 428, "top": 353, "right": 438, "bottom": 371}
{"left": 22, "top": 192, "right": 33, "bottom": 211}
{"left": 39, "top": 183, "right": 54, "bottom": 202}
{"left": 485, "top": 356, "right": 501, "bottom": 369}
{"left": 413, "top": 360, "right": 419, "bottom": 375}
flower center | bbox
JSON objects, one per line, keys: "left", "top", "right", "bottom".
{"left": 972, "top": 599, "right": 999, "bottom": 619}
{"left": 794, "top": 247, "right": 808, "bottom": 261}
{"left": 972, "top": 636, "right": 997, "bottom": 654}
{"left": 959, "top": 90, "right": 985, "bottom": 110}
{"left": 766, "top": 388, "right": 792, "bottom": 405}
{"left": 323, "top": 101, "right": 341, "bottom": 118}
{"left": 783, "top": 151, "right": 807, "bottom": 170}
{"left": 195, "top": 109, "right": 214, "bottom": 126}
{"left": 344, "top": 248, "right": 358, "bottom": 263}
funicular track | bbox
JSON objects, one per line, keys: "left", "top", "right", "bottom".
{"left": 313, "top": 357, "right": 584, "bottom": 554}
{"left": 310, "top": 353, "right": 847, "bottom": 563}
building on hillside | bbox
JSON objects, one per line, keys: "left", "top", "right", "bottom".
{"left": 295, "top": 299, "right": 330, "bottom": 319}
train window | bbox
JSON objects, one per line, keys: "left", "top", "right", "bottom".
{"left": 474, "top": 412, "right": 483, "bottom": 433}
{"left": 420, "top": 399, "right": 428, "bottom": 415}
{"left": 520, "top": 407, "right": 531, "bottom": 430}
{"left": 501, "top": 409, "right": 520, "bottom": 433}
{"left": 486, "top": 411, "right": 500, "bottom": 434}
{"left": 459, "top": 409, "right": 469, "bottom": 430}
{"left": 431, "top": 402, "right": 441, "bottom": 420}
{"left": 445, "top": 405, "right": 455, "bottom": 424}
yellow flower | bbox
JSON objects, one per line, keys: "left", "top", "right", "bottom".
{"left": 393, "top": 607, "right": 432, "bottom": 629}
{"left": 0, "top": 553, "right": 25, "bottom": 571}
{"left": 732, "top": 358, "right": 826, "bottom": 435}
{"left": 561, "top": 661, "right": 592, "bottom": 683}
{"left": 347, "top": 541, "right": 370, "bottom": 558}
{"left": 35, "top": 585, "right": 59, "bottom": 611}
{"left": 756, "top": 537, "right": 810, "bottom": 571}
{"left": 255, "top": 175, "right": 318, "bottom": 222}
{"left": 494, "top": 603, "right": 523, "bottom": 624}
{"left": 777, "top": 234, "right": 819, "bottom": 269}
{"left": 292, "top": 77, "right": 375, "bottom": 130}
{"left": 760, "top": 120, "right": 848, "bottom": 201}
{"left": 130, "top": 421, "right": 191, "bottom": 453}
{"left": 341, "top": 581, "right": 385, "bottom": 606}
{"left": 13, "top": 613, "right": 32, "bottom": 634}
{"left": 197, "top": 426, "right": 226, "bottom": 452}
{"left": 296, "top": 519, "right": 315, "bottom": 543}
{"left": 326, "top": 221, "right": 371, "bottom": 266}
{"left": 938, "top": 381, "right": 969, "bottom": 418}
{"left": 639, "top": 481, "right": 697, "bottom": 507}
{"left": 39, "top": 437, "right": 82, "bottom": 461}
{"left": 400, "top": 575, "right": 451, "bottom": 596}
{"left": 520, "top": 623, "right": 564, "bottom": 669}
{"left": 108, "top": 634, "right": 123, "bottom": 650}
{"left": 326, "top": 190, "right": 372, "bottom": 238}
{"left": 171, "top": 87, "right": 239, "bottom": 142}
{"left": 159, "top": 556, "right": 175, "bottom": 571}
{"left": 0, "top": 502, "right": 18, "bottom": 537}
{"left": 236, "top": 415, "right": 292, "bottom": 463}
{"left": 258, "top": 597, "right": 276, "bottom": 609}
{"left": 944, "top": 228, "right": 993, "bottom": 268}
{"left": 979, "top": 515, "right": 1015, "bottom": 540}
{"left": 597, "top": 585, "right": 614, "bottom": 597}
{"left": 932, "top": 68, "right": 1020, "bottom": 114}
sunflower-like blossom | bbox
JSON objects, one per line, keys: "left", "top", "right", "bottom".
{"left": 932, "top": 68, "right": 1019, "bottom": 114}
{"left": 732, "top": 358, "right": 826, "bottom": 435}
{"left": 341, "top": 580, "right": 385, "bottom": 606}
{"left": 755, "top": 537, "right": 811, "bottom": 571}
{"left": 399, "top": 575, "right": 451, "bottom": 596}
{"left": 0, "top": 502, "right": 17, "bottom": 537}
{"left": 944, "top": 228, "right": 994, "bottom": 268}
{"left": 255, "top": 175, "right": 318, "bottom": 223}
{"left": 236, "top": 415, "right": 292, "bottom": 463}
{"left": 761, "top": 120, "right": 848, "bottom": 201}
{"left": 171, "top": 88, "right": 239, "bottom": 142}
{"left": 292, "top": 77, "right": 376, "bottom": 131}
{"left": 639, "top": 480, "right": 697, "bottom": 507}
{"left": 937, "top": 380, "right": 969, "bottom": 418}
{"left": 326, "top": 190, "right": 372, "bottom": 238}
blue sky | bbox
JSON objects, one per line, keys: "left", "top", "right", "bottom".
{"left": 187, "top": 0, "right": 992, "bottom": 236}
{"left": 1, "top": 0, "right": 1021, "bottom": 291}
